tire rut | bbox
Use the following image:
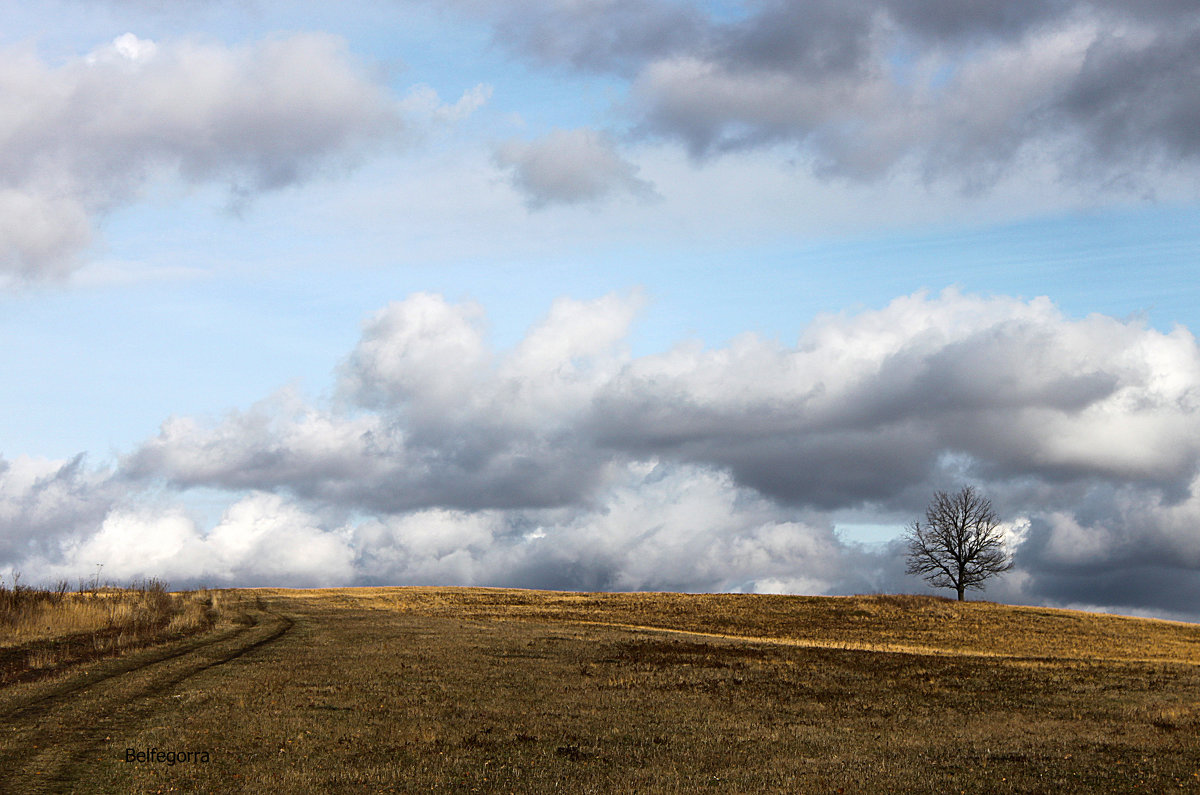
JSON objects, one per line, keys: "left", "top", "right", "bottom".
{"left": 0, "top": 608, "right": 294, "bottom": 793}
{"left": 0, "top": 618, "right": 261, "bottom": 726}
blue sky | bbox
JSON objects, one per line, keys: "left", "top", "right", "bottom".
{"left": 2, "top": 0, "right": 1199, "bottom": 619}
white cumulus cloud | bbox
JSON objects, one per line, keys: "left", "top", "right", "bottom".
{"left": 0, "top": 32, "right": 405, "bottom": 281}
{"left": 6, "top": 289, "right": 1200, "bottom": 616}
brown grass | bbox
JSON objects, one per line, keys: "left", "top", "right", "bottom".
{"left": 284, "top": 587, "right": 1200, "bottom": 664}
{"left": 0, "top": 576, "right": 231, "bottom": 685}
{"left": 4, "top": 587, "right": 1200, "bottom": 793}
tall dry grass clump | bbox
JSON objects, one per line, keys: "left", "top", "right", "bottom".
{"left": 0, "top": 572, "right": 231, "bottom": 684}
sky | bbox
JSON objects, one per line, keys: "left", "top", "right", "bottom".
{"left": 2, "top": 0, "right": 1199, "bottom": 620}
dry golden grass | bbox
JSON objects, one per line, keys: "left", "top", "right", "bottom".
{"left": 281, "top": 586, "right": 1200, "bottom": 665}
{"left": 0, "top": 578, "right": 232, "bottom": 684}
{"left": 3, "top": 587, "right": 1199, "bottom": 792}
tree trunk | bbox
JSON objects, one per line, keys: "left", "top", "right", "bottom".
{"left": 956, "top": 585, "right": 965, "bottom": 601}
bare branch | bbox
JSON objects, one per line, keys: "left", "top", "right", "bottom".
{"left": 903, "top": 485, "right": 1013, "bottom": 601}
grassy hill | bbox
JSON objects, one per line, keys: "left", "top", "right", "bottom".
{"left": 2, "top": 587, "right": 1199, "bottom": 792}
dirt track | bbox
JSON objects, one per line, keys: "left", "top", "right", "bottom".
{"left": 0, "top": 606, "right": 293, "bottom": 793}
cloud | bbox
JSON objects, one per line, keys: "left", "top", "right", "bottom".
{"left": 401, "top": 83, "right": 493, "bottom": 125}
{"left": 448, "top": 0, "right": 1200, "bottom": 191}
{"left": 8, "top": 289, "right": 1200, "bottom": 616}
{"left": 128, "top": 289, "right": 1200, "bottom": 518}
{"left": 0, "top": 191, "right": 93, "bottom": 280}
{"left": 0, "top": 32, "right": 404, "bottom": 282}
{"left": 591, "top": 292, "right": 1200, "bottom": 508}
{"left": 6, "top": 459, "right": 894, "bottom": 594}
{"left": 494, "top": 128, "right": 659, "bottom": 208}
{"left": 352, "top": 461, "right": 888, "bottom": 594}
{"left": 126, "top": 292, "right": 646, "bottom": 512}
{"left": 0, "top": 455, "right": 120, "bottom": 564}
{"left": 38, "top": 492, "right": 356, "bottom": 587}
{"left": 1056, "top": 24, "right": 1200, "bottom": 168}
{"left": 454, "top": 0, "right": 707, "bottom": 77}
{"left": 339, "top": 292, "right": 491, "bottom": 415}
{"left": 1008, "top": 475, "right": 1200, "bottom": 615}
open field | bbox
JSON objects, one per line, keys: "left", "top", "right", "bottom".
{"left": 1, "top": 587, "right": 1199, "bottom": 792}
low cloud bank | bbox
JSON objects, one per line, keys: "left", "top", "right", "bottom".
{"left": 4, "top": 289, "right": 1199, "bottom": 618}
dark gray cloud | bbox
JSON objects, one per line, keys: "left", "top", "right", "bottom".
{"left": 885, "top": 0, "right": 1068, "bottom": 42}
{"left": 0, "top": 454, "right": 120, "bottom": 563}
{"left": 1010, "top": 479, "right": 1200, "bottom": 615}
{"left": 714, "top": 0, "right": 879, "bottom": 77}
{"left": 448, "top": 0, "right": 1200, "bottom": 189}
{"left": 458, "top": 0, "right": 707, "bottom": 77}
{"left": 493, "top": 128, "right": 659, "bottom": 208}
{"left": 121, "top": 407, "right": 610, "bottom": 513}
{"left": 1058, "top": 25, "right": 1200, "bottom": 166}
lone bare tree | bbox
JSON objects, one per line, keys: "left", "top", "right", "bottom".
{"left": 904, "top": 486, "right": 1013, "bottom": 601}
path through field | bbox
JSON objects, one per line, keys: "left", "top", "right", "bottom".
{"left": 0, "top": 603, "right": 292, "bottom": 793}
